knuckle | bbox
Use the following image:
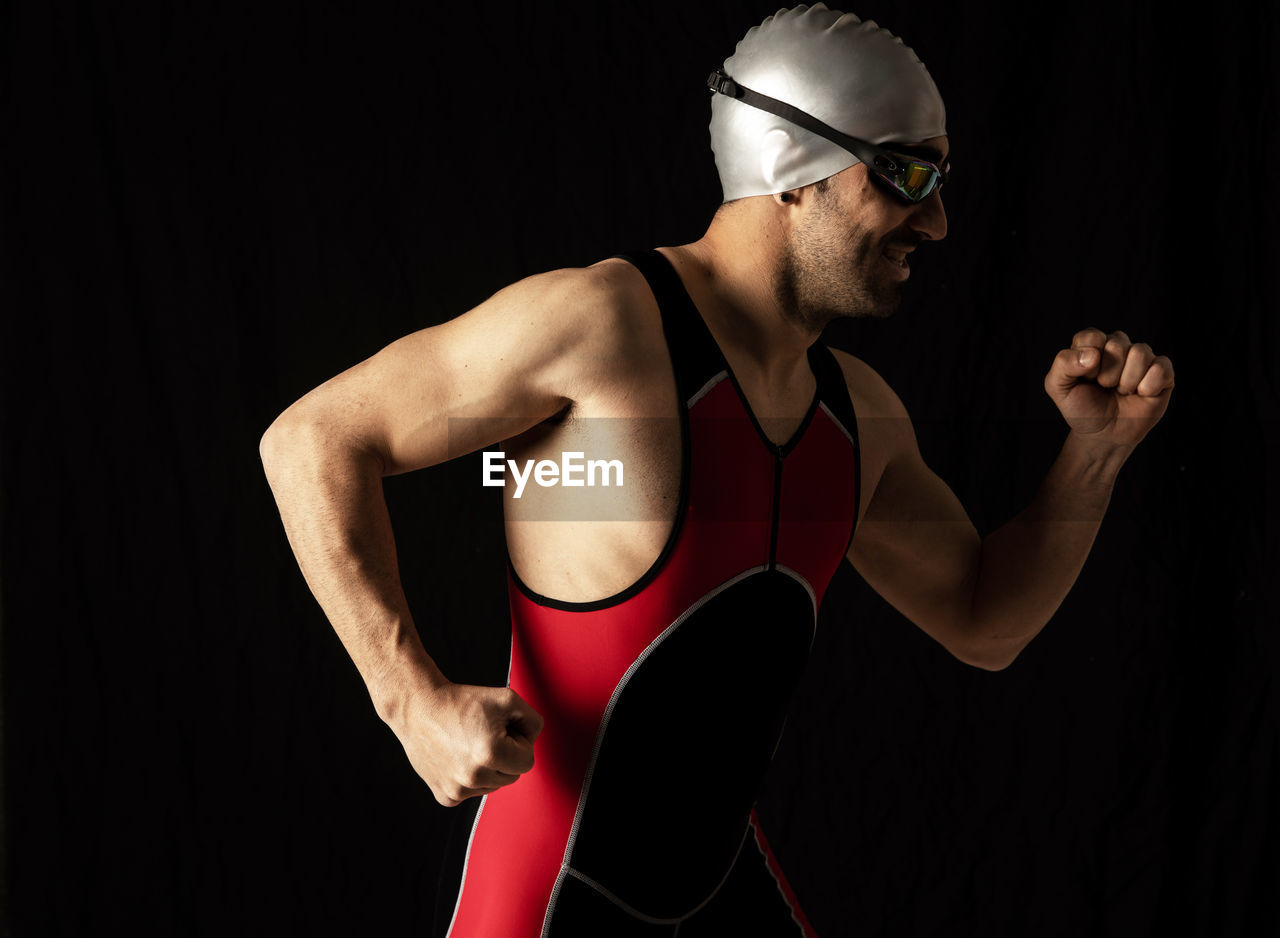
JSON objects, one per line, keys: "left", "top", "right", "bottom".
{"left": 470, "top": 737, "right": 496, "bottom": 767}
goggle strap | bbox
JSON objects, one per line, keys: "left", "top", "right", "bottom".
{"left": 706, "top": 69, "right": 897, "bottom": 174}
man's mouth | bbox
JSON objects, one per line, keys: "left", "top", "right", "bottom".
{"left": 881, "top": 244, "right": 914, "bottom": 276}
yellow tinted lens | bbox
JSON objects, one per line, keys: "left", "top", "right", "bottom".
{"left": 898, "top": 161, "right": 937, "bottom": 200}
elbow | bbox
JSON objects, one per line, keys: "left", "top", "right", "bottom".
{"left": 943, "top": 609, "right": 1020, "bottom": 671}
{"left": 955, "top": 569, "right": 1021, "bottom": 671}
{"left": 963, "top": 651, "right": 1015, "bottom": 672}
{"left": 954, "top": 634, "right": 1023, "bottom": 672}
{"left": 259, "top": 409, "right": 315, "bottom": 487}
{"left": 259, "top": 418, "right": 282, "bottom": 468}
{"left": 259, "top": 408, "right": 385, "bottom": 487}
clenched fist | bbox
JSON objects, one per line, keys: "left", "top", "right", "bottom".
{"left": 390, "top": 681, "right": 545, "bottom": 807}
{"left": 1045, "top": 327, "right": 1175, "bottom": 450}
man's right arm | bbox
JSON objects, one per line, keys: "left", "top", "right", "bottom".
{"left": 258, "top": 264, "right": 630, "bottom": 805}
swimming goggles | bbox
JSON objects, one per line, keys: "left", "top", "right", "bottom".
{"left": 707, "top": 69, "right": 949, "bottom": 205}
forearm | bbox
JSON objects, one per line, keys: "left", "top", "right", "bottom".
{"left": 260, "top": 414, "right": 448, "bottom": 726}
{"left": 966, "top": 431, "right": 1132, "bottom": 669}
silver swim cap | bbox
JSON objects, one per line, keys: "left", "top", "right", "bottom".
{"left": 710, "top": 4, "right": 947, "bottom": 202}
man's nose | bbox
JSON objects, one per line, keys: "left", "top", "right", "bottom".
{"left": 909, "top": 190, "right": 947, "bottom": 241}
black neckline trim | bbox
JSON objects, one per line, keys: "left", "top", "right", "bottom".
{"left": 720, "top": 345, "right": 824, "bottom": 457}
{"left": 649, "top": 249, "right": 823, "bottom": 458}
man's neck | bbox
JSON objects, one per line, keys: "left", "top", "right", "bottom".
{"left": 658, "top": 214, "right": 820, "bottom": 384}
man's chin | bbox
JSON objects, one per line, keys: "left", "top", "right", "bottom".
{"left": 866, "top": 292, "right": 904, "bottom": 320}
{"left": 804, "top": 295, "right": 900, "bottom": 326}
{"left": 785, "top": 268, "right": 906, "bottom": 325}
{"left": 864, "top": 277, "right": 907, "bottom": 319}
{"left": 840, "top": 284, "right": 904, "bottom": 321}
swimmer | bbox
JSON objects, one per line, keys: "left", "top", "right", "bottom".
{"left": 260, "top": 6, "right": 1175, "bottom": 935}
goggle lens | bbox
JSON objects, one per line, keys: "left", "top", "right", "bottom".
{"left": 875, "top": 156, "right": 947, "bottom": 204}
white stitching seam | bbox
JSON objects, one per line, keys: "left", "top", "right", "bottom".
{"left": 687, "top": 370, "right": 729, "bottom": 409}
{"left": 560, "top": 819, "right": 752, "bottom": 926}
{"left": 445, "top": 795, "right": 487, "bottom": 938}
{"left": 817, "top": 401, "right": 856, "bottom": 448}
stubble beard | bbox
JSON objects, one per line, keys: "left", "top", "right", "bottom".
{"left": 773, "top": 208, "right": 908, "bottom": 330}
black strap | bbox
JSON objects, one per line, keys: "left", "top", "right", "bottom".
{"left": 807, "top": 341, "right": 863, "bottom": 537}
{"left": 807, "top": 342, "right": 860, "bottom": 448}
{"left": 613, "top": 249, "right": 726, "bottom": 406}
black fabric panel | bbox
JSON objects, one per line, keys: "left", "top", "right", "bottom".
{"left": 808, "top": 342, "right": 860, "bottom": 453}
{"left": 568, "top": 571, "right": 814, "bottom": 920}
{"left": 808, "top": 341, "right": 863, "bottom": 541}
{"left": 615, "top": 249, "right": 727, "bottom": 404}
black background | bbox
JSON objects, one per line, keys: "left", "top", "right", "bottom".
{"left": 3, "top": 1, "right": 1277, "bottom": 935}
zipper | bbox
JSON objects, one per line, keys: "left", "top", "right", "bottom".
{"left": 768, "top": 445, "right": 783, "bottom": 570}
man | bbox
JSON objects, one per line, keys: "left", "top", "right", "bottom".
{"left": 260, "top": 4, "right": 1174, "bottom": 936}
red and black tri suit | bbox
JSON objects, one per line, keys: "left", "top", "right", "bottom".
{"left": 444, "top": 249, "right": 861, "bottom": 937}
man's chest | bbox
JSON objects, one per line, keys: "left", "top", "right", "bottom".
{"left": 500, "top": 350, "right": 874, "bottom": 604}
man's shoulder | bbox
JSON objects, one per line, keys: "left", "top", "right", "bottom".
{"left": 580, "top": 255, "right": 660, "bottom": 325}
{"left": 826, "top": 346, "right": 910, "bottom": 421}
{"left": 519, "top": 257, "right": 656, "bottom": 340}
{"left": 493, "top": 257, "right": 666, "bottom": 406}
{"left": 470, "top": 258, "right": 654, "bottom": 371}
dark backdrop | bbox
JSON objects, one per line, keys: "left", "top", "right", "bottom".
{"left": 3, "top": 1, "right": 1277, "bottom": 936}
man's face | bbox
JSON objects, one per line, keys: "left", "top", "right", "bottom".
{"left": 774, "top": 136, "right": 949, "bottom": 328}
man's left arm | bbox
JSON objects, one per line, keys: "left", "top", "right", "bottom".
{"left": 844, "top": 328, "right": 1175, "bottom": 671}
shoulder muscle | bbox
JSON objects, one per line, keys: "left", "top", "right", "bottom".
{"left": 270, "top": 261, "right": 643, "bottom": 475}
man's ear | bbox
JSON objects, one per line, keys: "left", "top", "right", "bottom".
{"left": 759, "top": 127, "right": 802, "bottom": 192}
